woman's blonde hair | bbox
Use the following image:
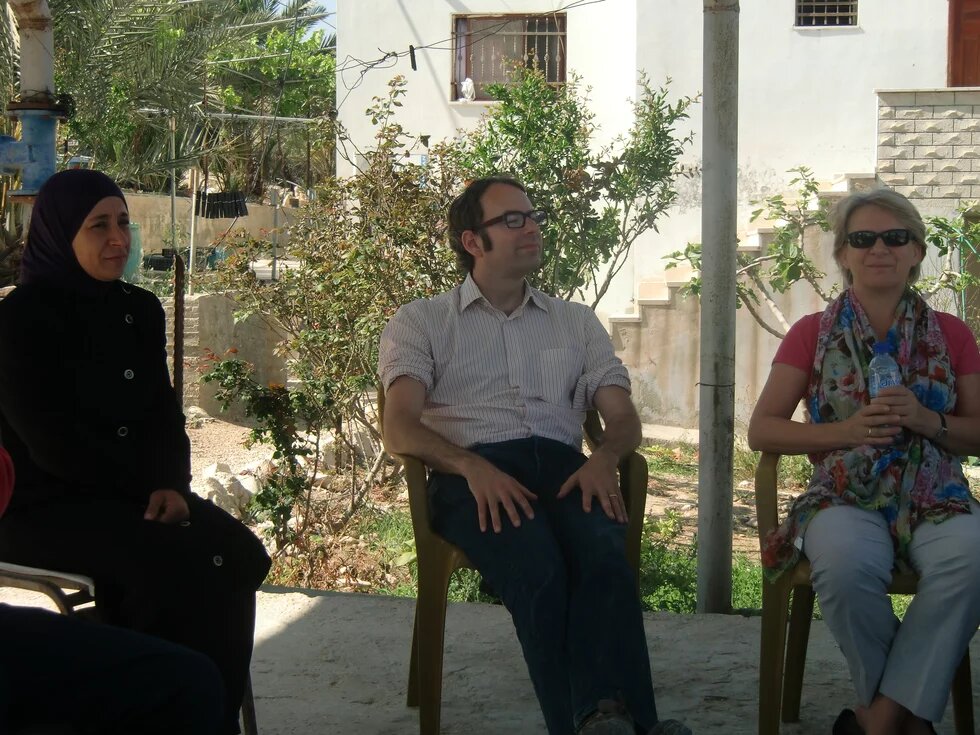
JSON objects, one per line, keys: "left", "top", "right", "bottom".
{"left": 831, "top": 188, "right": 926, "bottom": 284}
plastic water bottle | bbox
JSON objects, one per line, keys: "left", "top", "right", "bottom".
{"left": 868, "top": 341, "right": 902, "bottom": 398}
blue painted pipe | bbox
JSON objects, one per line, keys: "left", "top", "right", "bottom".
{"left": 0, "top": 109, "right": 59, "bottom": 197}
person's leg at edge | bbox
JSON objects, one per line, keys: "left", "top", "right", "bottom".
{"left": 429, "top": 439, "right": 575, "bottom": 735}
{"left": 0, "top": 603, "right": 224, "bottom": 735}
{"left": 534, "top": 437, "right": 658, "bottom": 733}
{"left": 803, "top": 505, "right": 899, "bottom": 729}
{"left": 875, "top": 504, "right": 980, "bottom": 733}
{"left": 126, "top": 495, "right": 268, "bottom": 735}
{"left": 0, "top": 495, "right": 270, "bottom": 735}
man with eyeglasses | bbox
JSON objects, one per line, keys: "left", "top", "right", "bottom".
{"left": 380, "top": 176, "right": 691, "bottom": 735}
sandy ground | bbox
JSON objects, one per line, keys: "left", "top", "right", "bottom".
{"left": 2, "top": 584, "right": 976, "bottom": 734}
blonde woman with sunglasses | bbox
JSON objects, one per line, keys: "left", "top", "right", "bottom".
{"left": 748, "top": 189, "right": 980, "bottom": 735}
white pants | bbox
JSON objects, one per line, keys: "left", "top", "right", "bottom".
{"left": 803, "top": 502, "right": 980, "bottom": 722}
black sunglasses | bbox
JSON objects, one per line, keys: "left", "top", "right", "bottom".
{"left": 475, "top": 209, "right": 549, "bottom": 231}
{"left": 845, "top": 229, "right": 913, "bottom": 249}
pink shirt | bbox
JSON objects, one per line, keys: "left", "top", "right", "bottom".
{"left": 775, "top": 311, "right": 980, "bottom": 379}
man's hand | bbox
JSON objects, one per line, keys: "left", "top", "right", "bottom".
{"left": 144, "top": 489, "right": 190, "bottom": 524}
{"left": 463, "top": 457, "right": 537, "bottom": 533}
{"left": 557, "top": 447, "right": 626, "bottom": 524}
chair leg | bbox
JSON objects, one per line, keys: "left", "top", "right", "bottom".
{"left": 413, "top": 554, "right": 455, "bottom": 735}
{"left": 951, "top": 649, "right": 974, "bottom": 735}
{"left": 780, "top": 585, "right": 815, "bottom": 723}
{"left": 241, "top": 671, "right": 258, "bottom": 735}
{"left": 406, "top": 605, "right": 421, "bottom": 708}
{"left": 759, "top": 578, "right": 793, "bottom": 735}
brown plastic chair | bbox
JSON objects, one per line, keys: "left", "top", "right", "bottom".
{"left": 754, "top": 452, "right": 975, "bottom": 735}
{"left": 0, "top": 561, "right": 259, "bottom": 735}
{"left": 379, "top": 393, "right": 648, "bottom": 735}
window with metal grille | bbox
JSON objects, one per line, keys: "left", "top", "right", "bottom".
{"left": 796, "top": 1, "right": 858, "bottom": 27}
{"left": 452, "top": 14, "right": 566, "bottom": 101}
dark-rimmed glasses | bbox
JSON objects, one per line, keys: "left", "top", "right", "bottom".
{"left": 474, "top": 209, "right": 549, "bottom": 231}
{"left": 846, "top": 229, "right": 913, "bottom": 249}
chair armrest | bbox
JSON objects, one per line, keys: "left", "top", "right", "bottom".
{"left": 754, "top": 452, "right": 781, "bottom": 544}
{"left": 583, "top": 410, "right": 647, "bottom": 578}
{"left": 390, "top": 451, "right": 432, "bottom": 538}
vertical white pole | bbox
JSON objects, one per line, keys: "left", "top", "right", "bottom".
{"left": 697, "top": 0, "right": 739, "bottom": 614}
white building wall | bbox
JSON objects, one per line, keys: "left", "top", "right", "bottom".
{"left": 336, "top": 1, "right": 957, "bottom": 428}
{"left": 338, "top": 1, "right": 951, "bottom": 309}
{"left": 336, "top": 0, "right": 638, "bottom": 166}
{"left": 620, "top": 0, "right": 949, "bottom": 317}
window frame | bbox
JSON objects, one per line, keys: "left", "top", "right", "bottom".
{"left": 451, "top": 13, "right": 567, "bottom": 102}
{"left": 794, "top": 1, "right": 858, "bottom": 28}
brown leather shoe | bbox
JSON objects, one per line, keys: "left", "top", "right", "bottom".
{"left": 577, "top": 699, "right": 635, "bottom": 735}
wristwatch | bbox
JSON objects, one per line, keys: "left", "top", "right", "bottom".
{"left": 933, "top": 411, "right": 949, "bottom": 442}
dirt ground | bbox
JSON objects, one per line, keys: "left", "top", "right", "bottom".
{"left": 2, "top": 583, "right": 975, "bottom": 735}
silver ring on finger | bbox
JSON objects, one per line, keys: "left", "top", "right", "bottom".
{"left": 867, "top": 426, "right": 873, "bottom": 438}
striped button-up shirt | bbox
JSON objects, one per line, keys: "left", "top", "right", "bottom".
{"left": 378, "top": 274, "right": 631, "bottom": 449}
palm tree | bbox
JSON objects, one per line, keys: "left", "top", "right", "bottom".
{"left": 49, "top": 0, "right": 327, "bottom": 190}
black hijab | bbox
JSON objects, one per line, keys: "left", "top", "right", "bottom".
{"left": 21, "top": 169, "right": 127, "bottom": 292}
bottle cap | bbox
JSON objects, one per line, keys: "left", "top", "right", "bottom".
{"left": 873, "top": 341, "right": 890, "bottom": 355}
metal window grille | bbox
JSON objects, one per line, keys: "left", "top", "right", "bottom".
{"left": 796, "top": 1, "right": 857, "bottom": 27}
{"left": 452, "top": 14, "right": 566, "bottom": 101}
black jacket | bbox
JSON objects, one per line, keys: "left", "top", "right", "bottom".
{"left": 0, "top": 281, "right": 191, "bottom": 511}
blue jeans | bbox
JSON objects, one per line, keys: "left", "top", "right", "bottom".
{"left": 429, "top": 436, "right": 658, "bottom": 735}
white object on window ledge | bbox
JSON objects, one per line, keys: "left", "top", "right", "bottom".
{"left": 459, "top": 77, "right": 476, "bottom": 102}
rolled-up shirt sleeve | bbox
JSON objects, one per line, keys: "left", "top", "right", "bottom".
{"left": 573, "top": 307, "right": 631, "bottom": 409}
{"left": 378, "top": 303, "right": 435, "bottom": 393}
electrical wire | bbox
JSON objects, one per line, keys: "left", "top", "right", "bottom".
{"left": 333, "top": 0, "right": 602, "bottom": 113}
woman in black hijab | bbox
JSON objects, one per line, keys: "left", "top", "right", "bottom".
{"left": 0, "top": 170, "right": 270, "bottom": 735}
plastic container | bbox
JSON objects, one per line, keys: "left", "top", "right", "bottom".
{"left": 868, "top": 341, "right": 902, "bottom": 398}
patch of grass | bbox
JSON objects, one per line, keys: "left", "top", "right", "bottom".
{"left": 890, "top": 594, "right": 912, "bottom": 620}
{"left": 732, "top": 445, "right": 812, "bottom": 489}
{"left": 357, "top": 502, "right": 770, "bottom": 615}
{"left": 355, "top": 506, "right": 498, "bottom": 603}
{"left": 638, "top": 511, "right": 698, "bottom": 612}
{"left": 731, "top": 554, "right": 764, "bottom": 612}
{"left": 638, "top": 510, "right": 764, "bottom": 614}
{"left": 642, "top": 443, "right": 699, "bottom": 477}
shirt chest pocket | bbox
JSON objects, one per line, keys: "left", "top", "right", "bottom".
{"left": 535, "top": 347, "right": 585, "bottom": 405}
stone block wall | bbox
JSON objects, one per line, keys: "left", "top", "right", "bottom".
{"left": 161, "top": 293, "right": 287, "bottom": 420}
{"left": 877, "top": 89, "right": 980, "bottom": 209}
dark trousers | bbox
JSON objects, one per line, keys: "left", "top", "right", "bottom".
{"left": 429, "top": 436, "right": 657, "bottom": 735}
{"left": 0, "top": 494, "right": 270, "bottom": 735}
{"left": 0, "top": 603, "right": 224, "bottom": 735}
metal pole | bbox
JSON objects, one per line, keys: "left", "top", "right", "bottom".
{"left": 169, "top": 116, "right": 177, "bottom": 251}
{"left": 188, "top": 168, "right": 198, "bottom": 296}
{"left": 173, "top": 254, "right": 185, "bottom": 408}
{"left": 271, "top": 188, "right": 279, "bottom": 281}
{"left": 697, "top": 0, "right": 739, "bottom": 614}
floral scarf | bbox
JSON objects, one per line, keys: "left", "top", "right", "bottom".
{"left": 761, "top": 288, "right": 973, "bottom": 580}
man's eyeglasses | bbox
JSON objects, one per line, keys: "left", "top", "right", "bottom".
{"left": 475, "top": 209, "right": 549, "bottom": 231}
{"left": 845, "top": 229, "right": 913, "bottom": 249}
